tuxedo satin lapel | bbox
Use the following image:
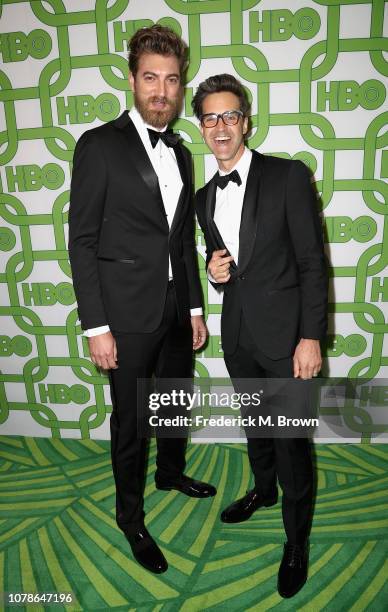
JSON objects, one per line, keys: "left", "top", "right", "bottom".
{"left": 115, "top": 114, "right": 167, "bottom": 220}
{"left": 174, "top": 141, "right": 189, "bottom": 184}
{"left": 205, "top": 176, "right": 238, "bottom": 274}
{"left": 170, "top": 142, "right": 188, "bottom": 235}
{"left": 205, "top": 178, "right": 222, "bottom": 248}
{"left": 238, "top": 152, "right": 264, "bottom": 274}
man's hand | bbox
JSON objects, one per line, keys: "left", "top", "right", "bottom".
{"left": 208, "top": 249, "right": 234, "bottom": 283}
{"left": 191, "top": 315, "right": 207, "bottom": 350}
{"left": 293, "top": 338, "right": 321, "bottom": 379}
{"left": 88, "top": 331, "right": 118, "bottom": 370}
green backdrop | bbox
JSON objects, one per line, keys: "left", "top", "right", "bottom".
{"left": 0, "top": 0, "right": 387, "bottom": 440}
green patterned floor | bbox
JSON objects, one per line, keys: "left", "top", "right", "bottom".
{"left": 0, "top": 437, "right": 387, "bottom": 611}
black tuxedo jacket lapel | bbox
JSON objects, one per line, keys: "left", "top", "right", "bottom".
{"left": 203, "top": 151, "right": 264, "bottom": 276}
{"left": 238, "top": 152, "right": 264, "bottom": 274}
{"left": 170, "top": 142, "right": 189, "bottom": 236}
{"left": 205, "top": 175, "right": 238, "bottom": 275}
{"left": 113, "top": 112, "right": 168, "bottom": 225}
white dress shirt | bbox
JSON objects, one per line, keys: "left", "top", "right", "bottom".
{"left": 85, "top": 107, "right": 202, "bottom": 337}
{"left": 209, "top": 147, "right": 252, "bottom": 282}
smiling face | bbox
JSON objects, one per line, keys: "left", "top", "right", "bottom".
{"left": 129, "top": 52, "right": 183, "bottom": 129}
{"left": 200, "top": 91, "right": 248, "bottom": 172}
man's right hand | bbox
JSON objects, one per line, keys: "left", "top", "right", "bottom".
{"left": 88, "top": 331, "right": 118, "bottom": 370}
{"left": 208, "top": 249, "right": 234, "bottom": 283}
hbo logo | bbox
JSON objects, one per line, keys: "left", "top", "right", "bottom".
{"left": 5, "top": 163, "right": 65, "bottom": 193}
{"left": 325, "top": 216, "right": 377, "bottom": 243}
{"left": 317, "top": 80, "right": 386, "bottom": 111}
{"left": 22, "top": 283, "right": 75, "bottom": 307}
{"left": 0, "top": 29, "right": 52, "bottom": 62}
{"left": 0, "top": 336, "right": 32, "bottom": 357}
{"left": 56, "top": 93, "right": 120, "bottom": 125}
{"left": 250, "top": 8, "right": 320, "bottom": 42}
{"left": 326, "top": 334, "right": 367, "bottom": 357}
{"left": 39, "top": 384, "right": 90, "bottom": 404}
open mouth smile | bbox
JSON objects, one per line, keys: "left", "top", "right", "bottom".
{"left": 214, "top": 135, "right": 232, "bottom": 147}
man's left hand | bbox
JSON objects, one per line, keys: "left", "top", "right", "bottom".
{"left": 191, "top": 315, "right": 207, "bottom": 350}
{"left": 293, "top": 338, "right": 322, "bottom": 379}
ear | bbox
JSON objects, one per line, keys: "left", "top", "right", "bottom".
{"left": 242, "top": 116, "right": 248, "bottom": 135}
{"left": 128, "top": 72, "right": 135, "bottom": 92}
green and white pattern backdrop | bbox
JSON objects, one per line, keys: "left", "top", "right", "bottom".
{"left": 0, "top": 0, "right": 387, "bottom": 440}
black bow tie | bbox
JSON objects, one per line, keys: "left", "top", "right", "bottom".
{"left": 147, "top": 128, "right": 180, "bottom": 148}
{"left": 215, "top": 169, "right": 242, "bottom": 190}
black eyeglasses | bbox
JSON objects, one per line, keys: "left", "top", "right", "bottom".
{"left": 200, "top": 109, "right": 244, "bottom": 128}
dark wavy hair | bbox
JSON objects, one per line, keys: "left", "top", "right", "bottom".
{"left": 128, "top": 24, "right": 187, "bottom": 77}
{"left": 192, "top": 73, "right": 250, "bottom": 119}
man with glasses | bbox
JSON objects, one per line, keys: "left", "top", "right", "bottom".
{"left": 192, "top": 74, "right": 327, "bottom": 598}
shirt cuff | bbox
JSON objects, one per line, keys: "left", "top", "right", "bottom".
{"left": 84, "top": 325, "right": 110, "bottom": 337}
{"left": 190, "top": 308, "right": 203, "bottom": 316}
{"left": 207, "top": 270, "right": 219, "bottom": 284}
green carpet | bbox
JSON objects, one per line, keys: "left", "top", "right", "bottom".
{"left": 0, "top": 437, "right": 387, "bottom": 611}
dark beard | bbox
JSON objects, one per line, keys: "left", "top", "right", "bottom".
{"left": 134, "top": 94, "right": 180, "bottom": 129}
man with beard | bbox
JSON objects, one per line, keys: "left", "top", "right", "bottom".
{"left": 68, "top": 25, "right": 216, "bottom": 574}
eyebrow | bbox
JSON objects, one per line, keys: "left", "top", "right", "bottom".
{"left": 202, "top": 110, "right": 240, "bottom": 114}
{"left": 201, "top": 109, "right": 241, "bottom": 116}
{"left": 142, "top": 71, "right": 180, "bottom": 79}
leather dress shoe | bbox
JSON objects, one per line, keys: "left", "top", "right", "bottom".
{"left": 125, "top": 527, "right": 168, "bottom": 574}
{"left": 277, "top": 541, "right": 309, "bottom": 598}
{"left": 221, "top": 488, "right": 278, "bottom": 523}
{"left": 155, "top": 474, "right": 216, "bottom": 498}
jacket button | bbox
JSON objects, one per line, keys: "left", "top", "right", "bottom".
{"left": 240, "top": 275, "right": 245, "bottom": 280}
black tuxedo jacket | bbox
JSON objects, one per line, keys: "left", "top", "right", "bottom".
{"left": 195, "top": 151, "right": 328, "bottom": 360}
{"left": 68, "top": 111, "right": 202, "bottom": 332}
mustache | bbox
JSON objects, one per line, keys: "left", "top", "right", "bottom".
{"left": 148, "top": 96, "right": 173, "bottom": 106}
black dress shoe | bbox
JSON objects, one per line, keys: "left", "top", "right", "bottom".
{"left": 125, "top": 527, "right": 168, "bottom": 574}
{"left": 277, "top": 542, "right": 308, "bottom": 598}
{"left": 155, "top": 474, "right": 217, "bottom": 498}
{"left": 220, "top": 488, "right": 278, "bottom": 523}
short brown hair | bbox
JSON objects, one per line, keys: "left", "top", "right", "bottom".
{"left": 128, "top": 25, "right": 187, "bottom": 77}
{"left": 192, "top": 74, "right": 250, "bottom": 119}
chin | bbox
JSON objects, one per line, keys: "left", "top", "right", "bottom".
{"left": 136, "top": 100, "right": 177, "bottom": 128}
{"left": 147, "top": 115, "right": 167, "bottom": 129}
{"left": 214, "top": 151, "right": 234, "bottom": 161}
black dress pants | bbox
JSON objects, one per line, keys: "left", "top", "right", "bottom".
{"left": 109, "top": 283, "right": 193, "bottom": 534}
{"left": 224, "top": 315, "right": 314, "bottom": 545}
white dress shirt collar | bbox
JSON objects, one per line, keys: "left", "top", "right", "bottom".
{"left": 213, "top": 147, "right": 253, "bottom": 266}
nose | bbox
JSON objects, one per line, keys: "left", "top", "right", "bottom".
{"left": 214, "top": 121, "right": 228, "bottom": 134}
{"left": 156, "top": 78, "right": 166, "bottom": 98}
